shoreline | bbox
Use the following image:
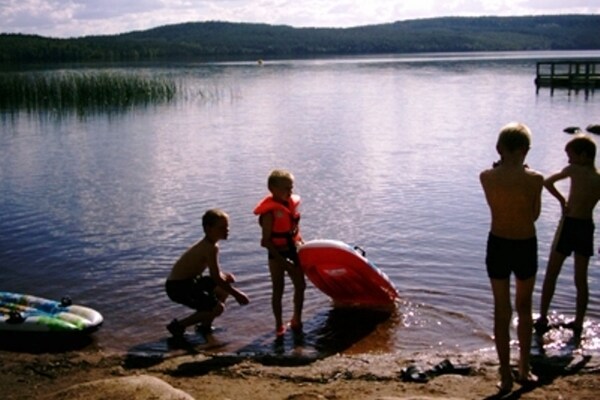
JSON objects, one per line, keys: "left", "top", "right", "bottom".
{"left": 3, "top": 342, "right": 599, "bottom": 400}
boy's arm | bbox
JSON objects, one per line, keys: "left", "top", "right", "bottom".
{"left": 532, "top": 174, "right": 544, "bottom": 221}
{"left": 479, "top": 170, "right": 493, "bottom": 207}
{"left": 544, "top": 167, "right": 570, "bottom": 212}
{"left": 207, "top": 247, "right": 249, "bottom": 305}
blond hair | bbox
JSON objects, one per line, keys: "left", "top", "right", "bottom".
{"left": 202, "top": 209, "right": 228, "bottom": 232}
{"left": 497, "top": 122, "right": 531, "bottom": 153}
{"left": 267, "top": 169, "right": 294, "bottom": 189}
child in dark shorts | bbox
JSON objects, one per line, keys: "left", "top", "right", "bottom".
{"left": 165, "top": 209, "right": 249, "bottom": 337}
{"left": 480, "top": 123, "right": 544, "bottom": 393}
{"left": 166, "top": 276, "right": 219, "bottom": 312}
{"left": 536, "top": 135, "right": 600, "bottom": 337}
{"left": 253, "top": 169, "right": 305, "bottom": 337}
{"left": 486, "top": 235, "right": 537, "bottom": 280}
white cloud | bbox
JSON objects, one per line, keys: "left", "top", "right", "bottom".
{"left": 520, "top": 0, "right": 600, "bottom": 11}
{"left": 71, "top": 1, "right": 164, "bottom": 20}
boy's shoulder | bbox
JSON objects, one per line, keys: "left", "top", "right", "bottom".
{"left": 566, "top": 164, "right": 600, "bottom": 178}
{"left": 524, "top": 166, "right": 544, "bottom": 180}
{"left": 480, "top": 165, "right": 542, "bottom": 179}
{"left": 480, "top": 165, "right": 499, "bottom": 179}
{"left": 189, "top": 237, "right": 217, "bottom": 255}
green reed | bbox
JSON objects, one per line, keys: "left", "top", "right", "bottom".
{"left": 0, "top": 71, "right": 177, "bottom": 112}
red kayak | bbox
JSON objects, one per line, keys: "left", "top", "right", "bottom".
{"left": 298, "top": 239, "right": 399, "bottom": 309}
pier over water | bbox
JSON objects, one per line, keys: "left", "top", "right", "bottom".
{"left": 535, "top": 61, "right": 600, "bottom": 94}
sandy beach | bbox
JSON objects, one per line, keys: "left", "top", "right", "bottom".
{"left": 2, "top": 340, "right": 599, "bottom": 400}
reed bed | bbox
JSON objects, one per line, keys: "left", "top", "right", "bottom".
{"left": 0, "top": 71, "right": 177, "bottom": 112}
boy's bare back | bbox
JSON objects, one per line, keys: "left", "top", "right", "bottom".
{"left": 481, "top": 165, "right": 543, "bottom": 240}
{"left": 167, "top": 239, "right": 214, "bottom": 281}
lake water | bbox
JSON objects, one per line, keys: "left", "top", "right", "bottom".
{"left": 1, "top": 51, "right": 600, "bottom": 358}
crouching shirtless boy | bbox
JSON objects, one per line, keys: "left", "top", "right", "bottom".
{"left": 165, "top": 209, "right": 249, "bottom": 337}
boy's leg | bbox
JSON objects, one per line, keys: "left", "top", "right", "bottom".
{"left": 490, "top": 278, "right": 513, "bottom": 390}
{"left": 215, "top": 286, "right": 230, "bottom": 303}
{"left": 538, "top": 250, "right": 568, "bottom": 320}
{"left": 515, "top": 276, "right": 536, "bottom": 381}
{"left": 179, "top": 302, "right": 225, "bottom": 328}
{"left": 287, "top": 263, "right": 306, "bottom": 327}
{"left": 202, "top": 287, "right": 230, "bottom": 329}
{"left": 269, "top": 259, "right": 285, "bottom": 331}
{"left": 199, "top": 288, "right": 229, "bottom": 332}
{"left": 573, "top": 254, "right": 590, "bottom": 331}
{"left": 166, "top": 280, "right": 223, "bottom": 336}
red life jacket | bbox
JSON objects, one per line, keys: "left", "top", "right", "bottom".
{"left": 253, "top": 194, "right": 301, "bottom": 248}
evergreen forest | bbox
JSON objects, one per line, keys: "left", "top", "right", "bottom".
{"left": 1, "top": 15, "right": 599, "bottom": 64}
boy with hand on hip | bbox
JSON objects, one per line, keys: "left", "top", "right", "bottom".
{"left": 536, "top": 135, "right": 600, "bottom": 337}
{"left": 165, "top": 209, "right": 249, "bottom": 338}
{"left": 254, "top": 169, "right": 306, "bottom": 337}
{"left": 480, "top": 122, "right": 544, "bottom": 393}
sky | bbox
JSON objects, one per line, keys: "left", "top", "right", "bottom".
{"left": 1, "top": 0, "right": 599, "bottom": 39}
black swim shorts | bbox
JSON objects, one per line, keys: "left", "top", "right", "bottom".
{"left": 268, "top": 248, "right": 299, "bottom": 264}
{"left": 554, "top": 216, "right": 594, "bottom": 257}
{"left": 165, "top": 276, "right": 218, "bottom": 311}
{"left": 486, "top": 233, "right": 538, "bottom": 280}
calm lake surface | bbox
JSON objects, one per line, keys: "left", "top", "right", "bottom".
{"left": 1, "top": 51, "right": 600, "bottom": 357}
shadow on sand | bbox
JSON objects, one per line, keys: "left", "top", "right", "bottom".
{"left": 483, "top": 333, "right": 592, "bottom": 400}
{"left": 0, "top": 331, "right": 98, "bottom": 353}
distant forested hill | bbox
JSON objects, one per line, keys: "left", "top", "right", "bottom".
{"left": 1, "top": 15, "right": 599, "bottom": 63}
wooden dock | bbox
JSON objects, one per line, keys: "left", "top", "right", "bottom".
{"left": 535, "top": 61, "right": 600, "bottom": 91}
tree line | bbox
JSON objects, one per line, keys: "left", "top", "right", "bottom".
{"left": 1, "top": 15, "right": 599, "bottom": 64}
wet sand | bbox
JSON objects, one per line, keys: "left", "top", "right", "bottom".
{"left": 2, "top": 330, "right": 600, "bottom": 400}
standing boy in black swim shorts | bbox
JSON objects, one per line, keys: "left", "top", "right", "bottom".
{"left": 480, "top": 123, "right": 544, "bottom": 393}
{"left": 165, "top": 209, "right": 249, "bottom": 337}
{"left": 536, "top": 136, "right": 600, "bottom": 337}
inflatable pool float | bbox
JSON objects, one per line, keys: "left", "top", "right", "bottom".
{"left": 298, "top": 239, "right": 399, "bottom": 309}
{"left": 0, "top": 291, "right": 103, "bottom": 334}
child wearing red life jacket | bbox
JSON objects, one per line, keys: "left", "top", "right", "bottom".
{"left": 254, "top": 169, "right": 306, "bottom": 337}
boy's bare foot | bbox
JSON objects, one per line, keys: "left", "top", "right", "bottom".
{"left": 564, "top": 321, "right": 583, "bottom": 338}
{"left": 533, "top": 316, "right": 549, "bottom": 335}
{"left": 289, "top": 318, "right": 303, "bottom": 333}
{"left": 195, "top": 323, "right": 215, "bottom": 336}
{"left": 276, "top": 324, "right": 286, "bottom": 337}
{"left": 496, "top": 379, "right": 513, "bottom": 395}
{"left": 497, "top": 368, "right": 513, "bottom": 395}
{"left": 516, "top": 372, "right": 538, "bottom": 387}
{"left": 167, "top": 319, "right": 185, "bottom": 338}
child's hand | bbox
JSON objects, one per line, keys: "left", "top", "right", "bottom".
{"left": 222, "top": 272, "right": 236, "bottom": 283}
{"left": 235, "top": 292, "right": 249, "bottom": 305}
{"left": 283, "top": 259, "right": 297, "bottom": 272}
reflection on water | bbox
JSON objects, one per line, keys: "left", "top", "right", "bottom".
{"left": 1, "top": 51, "right": 600, "bottom": 359}
{"left": 300, "top": 308, "right": 393, "bottom": 355}
{"left": 127, "top": 307, "right": 394, "bottom": 361}
{"left": 530, "top": 312, "right": 600, "bottom": 354}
